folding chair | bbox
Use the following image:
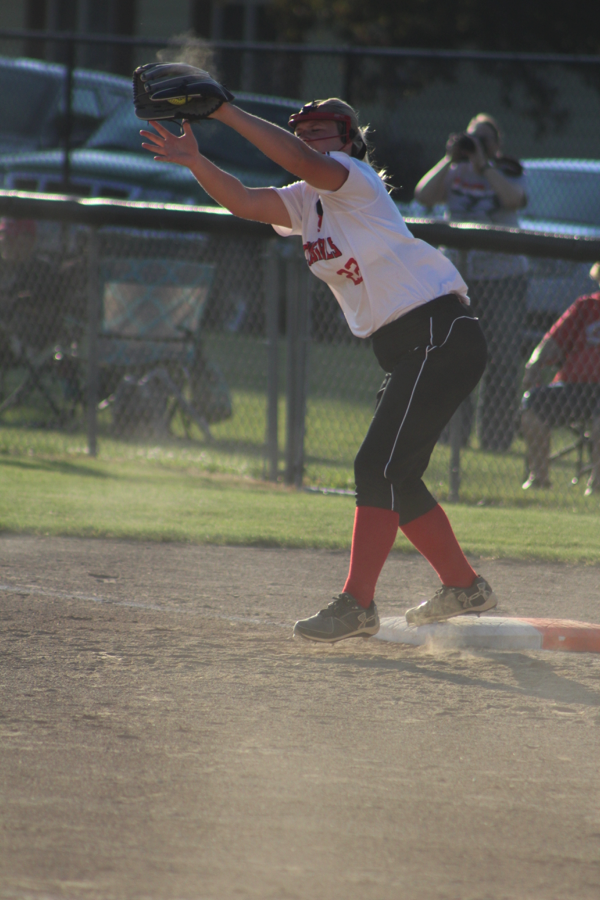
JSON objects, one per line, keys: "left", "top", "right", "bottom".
{"left": 548, "top": 420, "right": 594, "bottom": 485}
{"left": 0, "top": 340, "right": 80, "bottom": 424}
{"left": 97, "top": 257, "right": 216, "bottom": 440}
{"left": 0, "top": 253, "right": 86, "bottom": 428}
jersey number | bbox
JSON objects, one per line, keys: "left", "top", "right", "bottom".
{"left": 336, "top": 257, "right": 363, "bottom": 285}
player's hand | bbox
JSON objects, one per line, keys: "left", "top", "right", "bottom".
{"left": 140, "top": 120, "right": 200, "bottom": 168}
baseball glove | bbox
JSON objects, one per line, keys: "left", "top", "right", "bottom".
{"left": 133, "top": 63, "right": 235, "bottom": 121}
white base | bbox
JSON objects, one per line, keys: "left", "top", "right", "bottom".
{"left": 375, "top": 616, "right": 544, "bottom": 651}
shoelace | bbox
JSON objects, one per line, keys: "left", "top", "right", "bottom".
{"left": 320, "top": 594, "right": 355, "bottom": 615}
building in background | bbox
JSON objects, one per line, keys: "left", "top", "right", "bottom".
{"left": 0, "top": 1, "right": 276, "bottom": 73}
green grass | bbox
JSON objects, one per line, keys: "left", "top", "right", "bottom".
{"left": 1, "top": 332, "right": 599, "bottom": 525}
{"left": 1, "top": 454, "right": 600, "bottom": 563}
{"left": 1, "top": 395, "right": 598, "bottom": 513}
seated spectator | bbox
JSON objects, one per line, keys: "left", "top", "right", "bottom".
{"left": 521, "top": 262, "right": 600, "bottom": 496}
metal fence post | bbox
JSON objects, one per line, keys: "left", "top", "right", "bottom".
{"left": 285, "top": 252, "right": 298, "bottom": 485}
{"left": 86, "top": 227, "right": 101, "bottom": 458}
{"left": 294, "top": 263, "right": 311, "bottom": 489}
{"left": 285, "top": 251, "right": 310, "bottom": 487}
{"left": 62, "top": 37, "right": 75, "bottom": 192}
{"left": 264, "top": 240, "right": 280, "bottom": 481}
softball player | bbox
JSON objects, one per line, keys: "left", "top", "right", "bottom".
{"left": 141, "top": 96, "right": 497, "bottom": 638}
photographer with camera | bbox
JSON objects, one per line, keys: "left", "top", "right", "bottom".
{"left": 414, "top": 114, "right": 528, "bottom": 451}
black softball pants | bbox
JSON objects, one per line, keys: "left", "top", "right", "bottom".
{"left": 355, "top": 294, "right": 488, "bottom": 525}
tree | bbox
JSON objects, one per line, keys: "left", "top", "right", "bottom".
{"left": 271, "top": 0, "right": 600, "bottom": 55}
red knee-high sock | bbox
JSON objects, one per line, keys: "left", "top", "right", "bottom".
{"left": 343, "top": 506, "right": 400, "bottom": 607}
{"left": 400, "top": 504, "right": 476, "bottom": 587}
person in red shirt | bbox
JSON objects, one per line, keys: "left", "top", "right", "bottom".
{"left": 521, "top": 263, "right": 600, "bottom": 495}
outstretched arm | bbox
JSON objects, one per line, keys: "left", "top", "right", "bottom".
{"left": 210, "top": 104, "right": 349, "bottom": 192}
{"left": 141, "top": 103, "right": 350, "bottom": 224}
{"left": 141, "top": 120, "right": 292, "bottom": 225}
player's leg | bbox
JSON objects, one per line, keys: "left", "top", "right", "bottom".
{"left": 292, "top": 363, "right": 417, "bottom": 642}
{"left": 372, "top": 304, "right": 495, "bottom": 624}
{"left": 293, "top": 332, "right": 433, "bottom": 642}
{"left": 294, "top": 296, "right": 487, "bottom": 639}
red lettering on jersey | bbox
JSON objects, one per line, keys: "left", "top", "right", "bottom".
{"left": 336, "top": 257, "right": 363, "bottom": 285}
{"left": 302, "top": 241, "right": 317, "bottom": 265}
{"left": 327, "top": 237, "right": 342, "bottom": 259}
{"left": 302, "top": 236, "right": 343, "bottom": 267}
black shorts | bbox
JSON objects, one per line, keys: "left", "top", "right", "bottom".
{"left": 522, "top": 383, "right": 600, "bottom": 426}
{"left": 354, "top": 294, "right": 487, "bottom": 525}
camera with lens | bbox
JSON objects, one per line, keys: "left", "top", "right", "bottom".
{"left": 447, "top": 132, "right": 478, "bottom": 160}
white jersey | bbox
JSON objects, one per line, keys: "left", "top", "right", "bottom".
{"left": 273, "top": 152, "right": 469, "bottom": 338}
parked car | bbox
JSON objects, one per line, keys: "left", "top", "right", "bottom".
{"left": 518, "top": 159, "right": 600, "bottom": 345}
{"left": 404, "top": 158, "right": 600, "bottom": 348}
{"left": 0, "top": 92, "right": 303, "bottom": 338}
{"left": 519, "top": 158, "right": 600, "bottom": 236}
{"left": 0, "top": 55, "right": 132, "bottom": 154}
{"left": 0, "top": 92, "right": 300, "bottom": 202}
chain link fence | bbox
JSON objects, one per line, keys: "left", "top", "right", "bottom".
{"left": 0, "top": 29, "right": 599, "bottom": 508}
{"left": 303, "top": 250, "right": 600, "bottom": 511}
{"left": 1, "top": 194, "right": 599, "bottom": 512}
{"left": 0, "top": 203, "right": 273, "bottom": 482}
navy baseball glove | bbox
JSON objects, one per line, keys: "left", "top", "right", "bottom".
{"left": 133, "top": 63, "right": 235, "bottom": 121}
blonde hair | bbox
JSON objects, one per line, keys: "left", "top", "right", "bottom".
{"left": 467, "top": 113, "right": 502, "bottom": 146}
{"left": 590, "top": 262, "right": 600, "bottom": 284}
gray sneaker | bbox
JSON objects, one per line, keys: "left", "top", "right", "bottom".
{"left": 405, "top": 576, "right": 497, "bottom": 626}
{"left": 293, "top": 593, "right": 380, "bottom": 643}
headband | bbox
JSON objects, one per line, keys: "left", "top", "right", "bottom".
{"left": 288, "top": 104, "right": 355, "bottom": 143}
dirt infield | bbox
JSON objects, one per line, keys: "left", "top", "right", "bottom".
{"left": 1, "top": 535, "right": 600, "bottom": 900}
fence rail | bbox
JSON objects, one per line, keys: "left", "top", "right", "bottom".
{"left": 2, "top": 191, "right": 599, "bottom": 260}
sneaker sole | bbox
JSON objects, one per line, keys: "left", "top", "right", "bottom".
{"left": 293, "top": 623, "right": 380, "bottom": 643}
{"left": 406, "top": 593, "right": 498, "bottom": 627}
